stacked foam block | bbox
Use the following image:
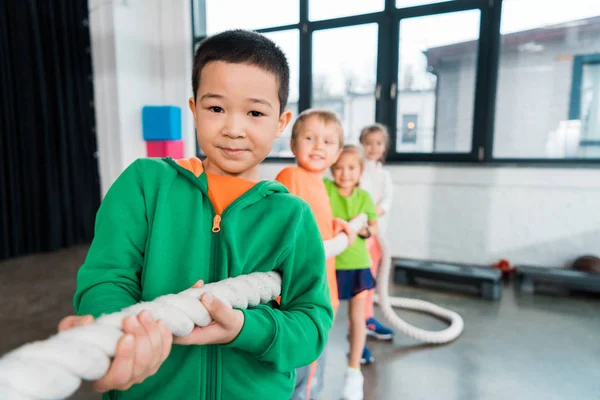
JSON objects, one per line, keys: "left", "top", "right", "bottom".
{"left": 142, "top": 106, "right": 184, "bottom": 158}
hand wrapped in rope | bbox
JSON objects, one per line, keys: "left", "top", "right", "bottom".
{"left": 0, "top": 271, "right": 282, "bottom": 400}
{"left": 323, "top": 214, "right": 367, "bottom": 258}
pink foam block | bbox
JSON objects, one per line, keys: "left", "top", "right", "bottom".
{"left": 146, "top": 140, "right": 184, "bottom": 158}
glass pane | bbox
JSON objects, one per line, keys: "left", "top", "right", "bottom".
{"left": 262, "top": 30, "right": 300, "bottom": 158}
{"left": 579, "top": 63, "right": 600, "bottom": 157}
{"left": 309, "top": 0, "right": 384, "bottom": 21}
{"left": 312, "top": 24, "right": 378, "bottom": 144}
{"left": 205, "top": 0, "right": 298, "bottom": 34}
{"left": 396, "top": 0, "right": 453, "bottom": 8}
{"left": 396, "top": 10, "right": 481, "bottom": 153}
{"left": 494, "top": 0, "right": 600, "bottom": 158}
{"left": 192, "top": 0, "right": 205, "bottom": 37}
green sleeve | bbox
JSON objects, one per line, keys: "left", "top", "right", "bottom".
{"left": 323, "top": 177, "right": 334, "bottom": 195}
{"left": 225, "top": 203, "right": 334, "bottom": 372}
{"left": 363, "top": 191, "right": 378, "bottom": 221}
{"left": 73, "top": 160, "right": 147, "bottom": 317}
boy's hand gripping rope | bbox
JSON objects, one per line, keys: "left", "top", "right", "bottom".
{"left": 0, "top": 271, "right": 282, "bottom": 400}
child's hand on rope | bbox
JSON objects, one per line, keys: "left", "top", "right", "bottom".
{"left": 57, "top": 311, "right": 173, "bottom": 393}
{"left": 173, "top": 280, "right": 245, "bottom": 346}
{"left": 333, "top": 218, "right": 357, "bottom": 245}
{"left": 57, "top": 314, "right": 95, "bottom": 331}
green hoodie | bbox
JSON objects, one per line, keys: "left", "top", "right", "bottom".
{"left": 73, "top": 157, "right": 333, "bottom": 400}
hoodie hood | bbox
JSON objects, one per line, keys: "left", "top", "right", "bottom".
{"left": 163, "top": 157, "right": 289, "bottom": 201}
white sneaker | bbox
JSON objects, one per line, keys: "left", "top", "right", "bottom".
{"left": 342, "top": 367, "right": 364, "bottom": 400}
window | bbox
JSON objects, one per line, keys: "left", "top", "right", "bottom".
{"left": 312, "top": 24, "right": 378, "bottom": 144}
{"left": 193, "top": 0, "right": 600, "bottom": 164}
{"left": 494, "top": 0, "right": 600, "bottom": 159}
{"left": 570, "top": 54, "right": 600, "bottom": 158}
{"left": 204, "top": 0, "right": 299, "bottom": 34}
{"left": 309, "top": 0, "right": 384, "bottom": 21}
{"left": 262, "top": 29, "right": 300, "bottom": 157}
{"left": 396, "top": 0, "right": 454, "bottom": 8}
{"left": 395, "top": 9, "right": 481, "bottom": 153}
{"left": 401, "top": 114, "right": 418, "bottom": 144}
{"left": 573, "top": 56, "right": 600, "bottom": 156}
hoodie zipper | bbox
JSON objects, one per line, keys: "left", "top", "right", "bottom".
{"left": 205, "top": 182, "right": 265, "bottom": 400}
{"left": 164, "top": 159, "right": 281, "bottom": 399}
{"left": 208, "top": 218, "right": 220, "bottom": 400}
{"left": 212, "top": 215, "right": 221, "bottom": 232}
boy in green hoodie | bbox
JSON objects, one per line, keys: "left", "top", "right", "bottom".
{"left": 57, "top": 29, "right": 333, "bottom": 400}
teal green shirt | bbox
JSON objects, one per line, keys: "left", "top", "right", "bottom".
{"left": 324, "top": 178, "right": 377, "bottom": 270}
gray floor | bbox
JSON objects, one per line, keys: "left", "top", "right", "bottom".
{"left": 1, "top": 246, "right": 600, "bottom": 400}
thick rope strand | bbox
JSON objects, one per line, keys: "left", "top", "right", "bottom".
{"left": 375, "top": 235, "right": 464, "bottom": 344}
{"left": 0, "top": 271, "right": 281, "bottom": 400}
{"left": 323, "top": 214, "right": 367, "bottom": 258}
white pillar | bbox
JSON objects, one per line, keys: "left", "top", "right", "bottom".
{"left": 88, "top": 0, "right": 194, "bottom": 196}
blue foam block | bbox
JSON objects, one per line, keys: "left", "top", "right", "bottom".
{"left": 142, "top": 106, "right": 182, "bottom": 141}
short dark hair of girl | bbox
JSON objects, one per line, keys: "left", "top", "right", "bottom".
{"left": 192, "top": 29, "right": 290, "bottom": 113}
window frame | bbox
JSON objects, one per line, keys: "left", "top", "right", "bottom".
{"left": 569, "top": 54, "right": 600, "bottom": 150}
{"left": 191, "top": 0, "right": 600, "bottom": 166}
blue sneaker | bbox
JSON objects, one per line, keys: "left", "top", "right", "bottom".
{"left": 366, "top": 317, "right": 394, "bottom": 340}
{"left": 361, "top": 344, "right": 374, "bottom": 364}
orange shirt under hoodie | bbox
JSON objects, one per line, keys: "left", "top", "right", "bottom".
{"left": 276, "top": 166, "right": 339, "bottom": 309}
{"left": 176, "top": 158, "right": 256, "bottom": 219}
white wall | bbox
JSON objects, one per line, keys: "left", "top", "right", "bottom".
{"left": 89, "top": 0, "right": 194, "bottom": 196}
{"left": 261, "top": 163, "right": 600, "bottom": 267}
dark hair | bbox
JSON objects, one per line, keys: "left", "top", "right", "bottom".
{"left": 192, "top": 29, "right": 290, "bottom": 113}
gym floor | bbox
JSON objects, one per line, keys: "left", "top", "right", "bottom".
{"left": 1, "top": 246, "right": 599, "bottom": 400}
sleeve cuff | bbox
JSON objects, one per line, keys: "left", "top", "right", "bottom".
{"left": 79, "top": 303, "right": 132, "bottom": 319}
{"left": 76, "top": 288, "right": 138, "bottom": 319}
{"left": 226, "top": 306, "right": 277, "bottom": 357}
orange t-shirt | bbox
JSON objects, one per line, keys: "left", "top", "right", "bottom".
{"left": 175, "top": 157, "right": 255, "bottom": 219}
{"left": 276, "top": 166, "right": 339, "bottom": 309}
{"left": 205, "top": 172, "right": 255, "bottom": 215}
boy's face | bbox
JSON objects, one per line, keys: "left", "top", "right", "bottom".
{"left": 291, "top": 117, "right": 342, "bottom": 174}
{"left": 189, "top": 61, "right": 292, "bottom": 180}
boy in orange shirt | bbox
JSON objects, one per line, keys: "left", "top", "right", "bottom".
{"left": 276, "top": 109, "right": 356, "bottom": 400}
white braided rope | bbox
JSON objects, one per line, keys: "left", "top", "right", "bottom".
{"left": 0, "top": 271, "right": 282, "bottom": 400}
{"left": 323, "top": 214, "right": 368, "bottom": 259}
{"left": 375, "top": 236, "right": 464, "bottom": 344}
{"left": 326, "top": 212, "right": 463, "bottom": 342}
